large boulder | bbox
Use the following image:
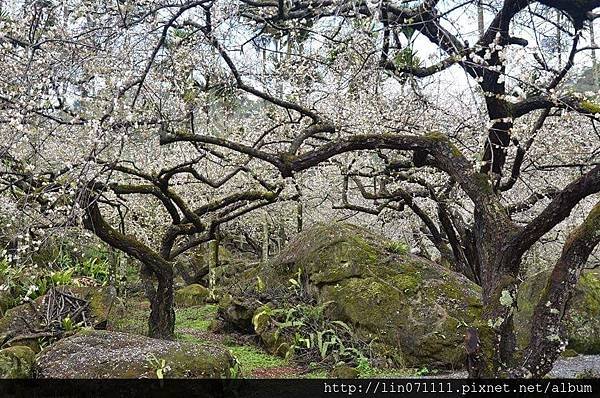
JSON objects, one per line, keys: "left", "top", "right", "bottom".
{"left": 222, "top": 223, "right": 483, "bottom": 368}
{"left": 175, "top": 284, "right": 209, "bottom": 307}
{"left": 35, "top": 330, "right": 236, "bottom": 378}
{"left": 212, "top": 294, "right": 257, "bottom": 334}
{"left": 0, "top": 286, "right": 118, "bottom": 351}
{"left": 0, "top": 346, "right": 35, "bottom": 378}
{"left": 515, "top": 269, "right": 600, "bottom": 354}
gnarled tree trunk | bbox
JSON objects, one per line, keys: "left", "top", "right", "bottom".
{"left": 79, "top": 186, "right": 176, "bottom": 339}
{"left": 522, "top": 201, "right": 600, "bottom": 377}
{"left": 148, "top": 268, "right": 175, "bottom": 339}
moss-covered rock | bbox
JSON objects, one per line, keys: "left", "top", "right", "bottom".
{"left": 515, "top": 269, "right": 600, "bottom": 354}
{"left": 0, "top": 346, "right": 35, "bottom": 378}
{"left": 175, "top": 284, "right": 209, "bottom": 307}
{"left": 250, "top": 305, "right": 293, "bottom": 357}
{"left": 0, "top": 286, "right": 118, "bottom": 351}
{"left": 211, "top": 294, "right": 260, "bottom": 334}
{"left": 330, "top": 364, "right": 359, "bottom": 379}
{"left": 35, "top": 330, "right": 236, "bottom": 378}
{"left": 246, "top": 223, "right": 483, "bottom": 368}
{"left": 0, "top": 292, "right": 15, "bottom": 317}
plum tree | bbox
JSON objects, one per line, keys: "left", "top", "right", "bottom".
{"left": 0, "top": 0, "right": 599, "bottom": 377}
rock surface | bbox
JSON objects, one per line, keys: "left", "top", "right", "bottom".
{"left": 35, "top": 330, "right": 236, "bottom": 378}
{"left": 219, "top": 223, "right": 483, "bottom": 368}
{"left": 330, "top": 364, "right": 359, "bottom": 379}
{"left": 515, "top": 269, "right": 600, "bottom": 354}
{"left": 0, "top": 346, "right": 35, "bottom": 378}
{"left": 175, "top": 284, "right": 209, "bottom": 307}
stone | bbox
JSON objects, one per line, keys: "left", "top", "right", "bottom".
{"left": 212, "top": 294, "right": 259, "bottom": 334}
{"left": 0, "top": 346, "right": 35, "bottom": 378}
{"left": 0, "top": 292, "right": 15, "bottom": 317}
{"left": 35, "top": 330, "right": 237, "bottom": 378}
{"left": 228, "top": 223, "right": 484, "bottom": 368}
{"left": 175, "top": 284, "right": 209, "bottom": 307}
{"left": 330, "top": 364, "right": 359, "bottom": 379}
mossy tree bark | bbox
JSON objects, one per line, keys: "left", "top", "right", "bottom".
{"left": 522, "top": 201, "right": 600, "bottom": 377}
{"left": 78, "top": 186, "right": 176, "bottom": 339}
{"left": 207, "top": 226, "right": 220, "bottom": 302}
{"left": 148, "top": 268, "right": 175, "bottom": 339}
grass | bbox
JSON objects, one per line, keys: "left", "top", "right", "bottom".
{"left": 358, "top": 367, "right": 433, "bottom": 378}
{"left": 111, "top": 295, "right": 148, "bottom": 335}
{"left": 175, "top": 305, "right": 217, "bottom": 331}
{"left": 305, "top": 369, "right": 328, "bottom": 378}
{"left": 175, "top": 332, "right": 206, "bottom": 343}
{"left": 173, "top": 303, "right": 289, "bottom": 375}
{"left": 228, "top": 345, "right": 288, "bottom": 374}
{"left": 303, "top": 365, "right": 435, "bottom": 379}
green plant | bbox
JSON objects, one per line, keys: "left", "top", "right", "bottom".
{"left": 228, "top": 345, "right": 287, "bottom": 373}
{"left": 49, "top": 268, "right": 74, "bottom": 286}
{"left": 146, "top": 354, "right": 170, "bottom": 379}
{"left": 266, "top": 302, "right": 368, "bottom": 368}
{"left": 228, "top": 358, "right": 242, "bottom": 379}
{"left": 386, "top": 240, "right": 408, "bottom": 255}
{"left": 0, "top": 257, "right": 50, "bottom": 304}
{"left": 53, "top": 250, "right": 75, "bottom": 268}
{"left": 356, "top": 357, "right": 373, "bottom": 375}
{"left": 415, "top": 366, "right": 430, "bottom": 376}
{"left": 61, "top": 315, "right": 83, "bottom": 332}
{"left": 79, "top": 257, "right": 110, "bottom": 285}
{"left": 288, "top": 268, "right": 303, "bottom": 293}
{"left": 256, "top": 275, "right": 266, "bottom": 293}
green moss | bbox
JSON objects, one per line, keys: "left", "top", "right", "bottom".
{"left": 580, "top": 100, "right": 600, "bottom": 114}
{"left": 353, "top": 236, "right": 380, "bottom": 264}
{"left": 424, "top": 131, "right": 462, "bottom": 157}
{"left": 473, "top": 173, "right": 494, "bottom": 194}
{"left": 567, "top": 271, "right": 600, "bottom": 353}
{"left": 450, "top": 145, "right": 463, "bottom": 158}
{"left": 425, "top": 131, "right": 448, "bottom": 141}
{"left": 165, "top": 346, "right": 234, "bottom": 378}
{"left": 516, "top": 269, "right": 600, "bottom": 354}
{"left": 561, "top": 348, "right": 578, "bottom": 358}
{"left": 389, "top": 271, "right": 422, "bottom": 294}
{"left": 228, "top": 345, "right": 287, "bottom": 374}
{"left": 307, "top": 232, "right": 381, "bottom": 285}
{"left": 0, "top": 346, "right": 35, "bottom": 379}
{"left": 111, "top": 295, "right": 149, "bottom": 335}
{"left": 579, "top": 272, "right": 600, "bottom": 316}
{"left": 175, "top": 284, "right": 209, "bottom": 307}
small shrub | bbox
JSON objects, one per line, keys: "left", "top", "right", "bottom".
{"left": 79, "top": 257, "right": 110, "bottom": 285}
{"left": 386, "top": 240, "right": 408, "bottom": 255}
{"left": 263, "top": 302, "right": 370, "bottom": 370}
